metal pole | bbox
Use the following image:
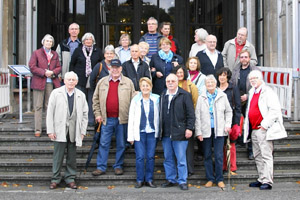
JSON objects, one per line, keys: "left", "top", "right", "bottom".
{"left": 26, "top": 76, "right": 31, "bottom": 112}
{"left": 19, "top": 74, "right": 22, "bottom": 123}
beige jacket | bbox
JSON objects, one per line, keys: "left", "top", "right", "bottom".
{"left": 46, "top": 86, "right": 88, "bottom": 147}
{"left": 92, "top": 74, "right": 135, "bottom": 125}
{"left": 195, "top": 88, "right": 232, "bottom": 138}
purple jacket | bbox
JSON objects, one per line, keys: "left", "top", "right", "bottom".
{"left": 29, "top": 48, "right": 62, "bottom": 90}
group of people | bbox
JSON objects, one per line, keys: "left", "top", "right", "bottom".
{"left": 28, "top": 17, "right": 286, "bottom": 191}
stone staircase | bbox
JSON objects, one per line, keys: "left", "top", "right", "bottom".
{"left": 0, "top": 114, "right": 300, "bottom": 187}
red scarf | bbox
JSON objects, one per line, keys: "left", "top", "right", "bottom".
{"left": 189, "top": 70, "right": 199, "bottom": 82}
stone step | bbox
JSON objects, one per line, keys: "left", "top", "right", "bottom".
{"left": 0, "top": 169, "right": 299, "bottom": 186}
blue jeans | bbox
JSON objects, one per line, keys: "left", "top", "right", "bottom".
{"left": 96, "top": 118, "right": 125, "bottom": 171}
{"left": 162, "top": 137, "right": 188, "bottom": 184}
{"left": 203, "top": 129, "right": 224, "bottom": 183}
{"left": 134, "top": 132, "right": 156, "bottom": 182}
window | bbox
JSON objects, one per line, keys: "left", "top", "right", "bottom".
{"left": 256, "top": 0, "right": 264, "bottom": 65}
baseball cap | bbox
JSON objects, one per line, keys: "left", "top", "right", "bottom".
{"left": 111, "top": 59, "right": 121, "bottom": 67}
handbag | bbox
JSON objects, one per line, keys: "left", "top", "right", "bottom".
{"left": 229, "top": 124, "right": 240, "bottom": 141}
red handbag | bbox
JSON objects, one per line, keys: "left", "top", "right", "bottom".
{"left": 229, "top": 124, "right": 240, "bottom": 141}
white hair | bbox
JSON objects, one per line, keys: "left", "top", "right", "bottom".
{"left": 248, "top": 70, "right": 263, "bottom": 81}
{"left": 205, "top": 74, "right": 217, "bottom": 84}
{"left": 195, "top": 28, "right": 209, "bottom": 42}
{"left": 64, "top": 71, "right": 78, "bottom": 80}
{"left": 82, "top": 32, "right": 96, "bottom": 45}
{"left": 104, "top": 45, "right": 115, "bottom": 53}
{"left": 147, "top": 17, "right": 158, "bottom": 25}
{"left": 68, "top": 23, "right": 80, "bottom": 30}
{"left": 41, "top": 34, "right": 55, "bottom": 47}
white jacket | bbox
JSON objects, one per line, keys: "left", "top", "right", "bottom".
{"left": 195, "top": 88, "right": 232, "bottom": 138}
{"left": 127, "top": 92, "right": 160, "bottom": 141}
{"left": 46, "top": 86, "right": 88, "bottom": 147}
{"left": 243, "top": 82, "right": 287, "bottom": 142}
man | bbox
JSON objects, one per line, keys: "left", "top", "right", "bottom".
{"left": 47, "top": 71, "right": 88, "bottom": 189}
{"left": 231, "top": 49, "right": 260, "bottom": 159}
{"left": 160, "top": 73, "right": 195, "bottom": 190}
{"left": 196, "top": 34, "right": 224, "bottom": 77}
{"left": 139, "top": 17, "right": 163, "bottom": 59}
{"left": 244, "top": 70, "right": 287, "bottom": 190}
{"left": 222, "top": 27, "right": 257, "bottom": 71}
{"left": 56, "top": 23, "right": 81, "bottom": 82}
{"left": 92, "top": 59, "right": 135, "bottom": 176}
{"left": 122, "top": 44, "right": 151, "bottom": 91}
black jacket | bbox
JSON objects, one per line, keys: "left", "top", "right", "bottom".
{"left": 222, "top": 83, "right": 241, "bottom": 125}
{"left": 159, "top": 87, "right": 195, "bottom": 141}
{"left": 150, "top": 53, "right": 183, "bottom": 95}
{"left": 69, "top": 44, "right": 104, "bottom": 87}
{"left": 89, "top": 60, "right": 110, "bottom": 91}
{"left": 196, "top": 49, "right": 224, "bottom": 77}
{"left": 122, "top": 58, "right": 151, "bottom": 91}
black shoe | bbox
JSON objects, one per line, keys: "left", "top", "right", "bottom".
{"left": 161, "top": 181, "right": 177, "bottom": 188}
{"left": 145, "top": 181, "right": 157, "bottom": 188}
{"left": 260, "top": 184, "right": 272, "bottom": 190}
{"left": 134, "top": 182, "right": 143, "bottom": 188}
{"left": 249, "top": 181, "right": 262, "bottom": 187}
{"left": 179, "top": 183, "right": 188, "bottom": 190}
{"left": 248, "top": 154, "right": 254, "bottom": 160}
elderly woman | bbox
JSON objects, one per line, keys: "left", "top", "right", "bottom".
{"left": 69, "top": 32, "right": 104, "bottom": 126}
{"left": 189, "top": 28, "right": 209, "bottom": 57}
{"left": 89, "top": 45, "right": 115, "bottom": 91}
{"left": 127, "top": 77, "right": 160, "bottom": 189}
{"left": 115, "top": 33, "right": 131, "bottom": 64}
{"left": 172, "top": 65, "right": 198, "bottom": 176}
{"left": 150, "top": 37, "right": 183, "bottom": 95}
{"left": 195, "top": 75, "right": 232, "bottom": 188}
{"left": 159, "top": 22, "right": 181, "bottom": 55}
{"left": 29, "top": 34, "right": 62, "bottom": 137}
{"left": 216, "top": 67, "right": 241, "bottom": 174}
{"left": 138, "top": 41, "right": 151, "bottom": 65}
{"left": 186, "top": 57, "right": 206, "bottom": 96}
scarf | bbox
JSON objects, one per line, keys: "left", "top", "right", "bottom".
{"left": 189, "top": 70, "right": 199, "bottom": 82}
{"left": 82, "top": 45, "right": 93, "bottom": 77}
{"left": 43, "top": 47, "right": 53, "bottom": 66}
{"left": 207, "top": 89, "right": 218, "bottom": 123}
{"left": 158, "top": 49, "right": 173, "bottom": 63}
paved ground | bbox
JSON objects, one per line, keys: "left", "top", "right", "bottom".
{"left": 0, "top": 182, "right": 300, "bottom": 200}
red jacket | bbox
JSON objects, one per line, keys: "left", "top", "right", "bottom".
{"left": 29, "top": 47, "right": 61, "bottom": 90}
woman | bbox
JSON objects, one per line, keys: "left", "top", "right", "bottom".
{"left": 127, "top": 77, "right": 160, "bottom": 189}
{"left": 150, "top": 37, "right": 183, "bottom": 95}
{"left": 159, "top": 22, "right": 181, "bottom": 55}
{"left": 89, "top": 45, "right": 115, "bottom": 91}
{"left": 216, "top": 68, "right": 241, "bottom": 174}
{"left": 195, "top": 75, "right": 232, "bottom": 188}
{"left": 173, "top": 65, "right": 198, "bottom": 176}
{"left": 115, "top": 33, "right": 131, "bottom": 64}
{"left": 29, "top": 34, "right": 61, "bottom": 137}
{"left": 138, "top": 41, "right": 151, "bottom": 65}
{"left": 186, "top": 57, "right": 206, "bottom": 96}
{"left": 69, "top": 32, "right": 104, "bottom": 126}
{"left": 189, "top": 28, "right": 209, "bottom": 57}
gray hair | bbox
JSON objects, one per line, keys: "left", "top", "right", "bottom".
{"left": 41, "top": 34, "right": 55, "bottom": 47}
{"left": 104, "top": 45, "right": 115, "bottom": 54}
{"left": 166, "top": 73, "right": 179, "bottom": 82}
{"left": 64, "top": 71, "right": 78, "bottom": 80}
{"left": 248, "top": 70, "right": 263, "bottom": 81}
{"left": 147, "top": 17, "right": 158, "bottom": 25}
{"left": 195, "top": 28, "right": 209, "bottom": 42}
{"left": 119, "top": 33, "right": 132, "bottom": 46}
{"left": 68, "top": 23, "right": 80, "bottom": 30}
{"left": 205, "top": 74, "right": 217, "bottom": 84}
{"left": 82, "top": 32, "right": 96, "bottom": 45}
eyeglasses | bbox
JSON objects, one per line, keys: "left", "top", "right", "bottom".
{"left": 166, "top": 80, "right": 176, "bottom": 83}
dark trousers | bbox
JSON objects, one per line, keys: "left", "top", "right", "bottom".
{"left": 186, "top": 135, "right": 194, "bottom": 174}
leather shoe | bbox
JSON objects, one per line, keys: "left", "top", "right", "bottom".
{"left": 249, "top": 181, "right": 262, "bottom": 187}
{"left": 114, "top": 168, "right": 123, "bottom": 175}
{"left": 260, "top": 183, "right": 272, "bottom": 190}
{"left": 134, "top": 182, "right": 143, "bottom": 188}
{"left": 49, "top": 182, "right": 57, "bottom": 189}
{"left": 67, "top": 182, "right": 77, "bottom": 189}
{"left": 248, "top": 154, "right": 254, "bottom": 160}
{"left": 179, "top": 183, "right": 188, "bottom": 190}
{"left": 145, "top": 181, "right": 157, "bottom": 188}
{"left": 92, "top": 169, "right": 105, "bottom": 176}
{"left": 161, "top": 181, "right": 177, "bottom": 188}
{"left": 218, "top": 181, "right": 225, "bottom": 188}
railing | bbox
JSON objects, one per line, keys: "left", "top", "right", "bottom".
{"left": 0, "top": 68, "right": 10, "bottom": 115}
{"left": 259, "top": 67, "right": 293, "bottom": 118}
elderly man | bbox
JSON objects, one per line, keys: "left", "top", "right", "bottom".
{"left": 139, "top": 17, "right": 163, "bottom": 59}
{"left": 47, "top": 71, "right": 88, "bottom": 189}
{"left": 231, "top": 49, "right": 260, "bottom": 159}
{"left": 222, "top": 27, "right": 257, "bottom": 71}
{"left": 160, "top": 73, "right": 195, "bottom": 190}
{"left": 122, "top": 44, "right": 151, "bottom": 91}
{"left": 92, "top": 59, "right": 135, "bottom": 176}
{"left": 196, "top": 34, "right": 224, "bottom": 77}
{"left": 244, "top": 70, "right": 287, "bottom": 190}
{"left": 56, "top": 23, "right": 81, "bottom": 82}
